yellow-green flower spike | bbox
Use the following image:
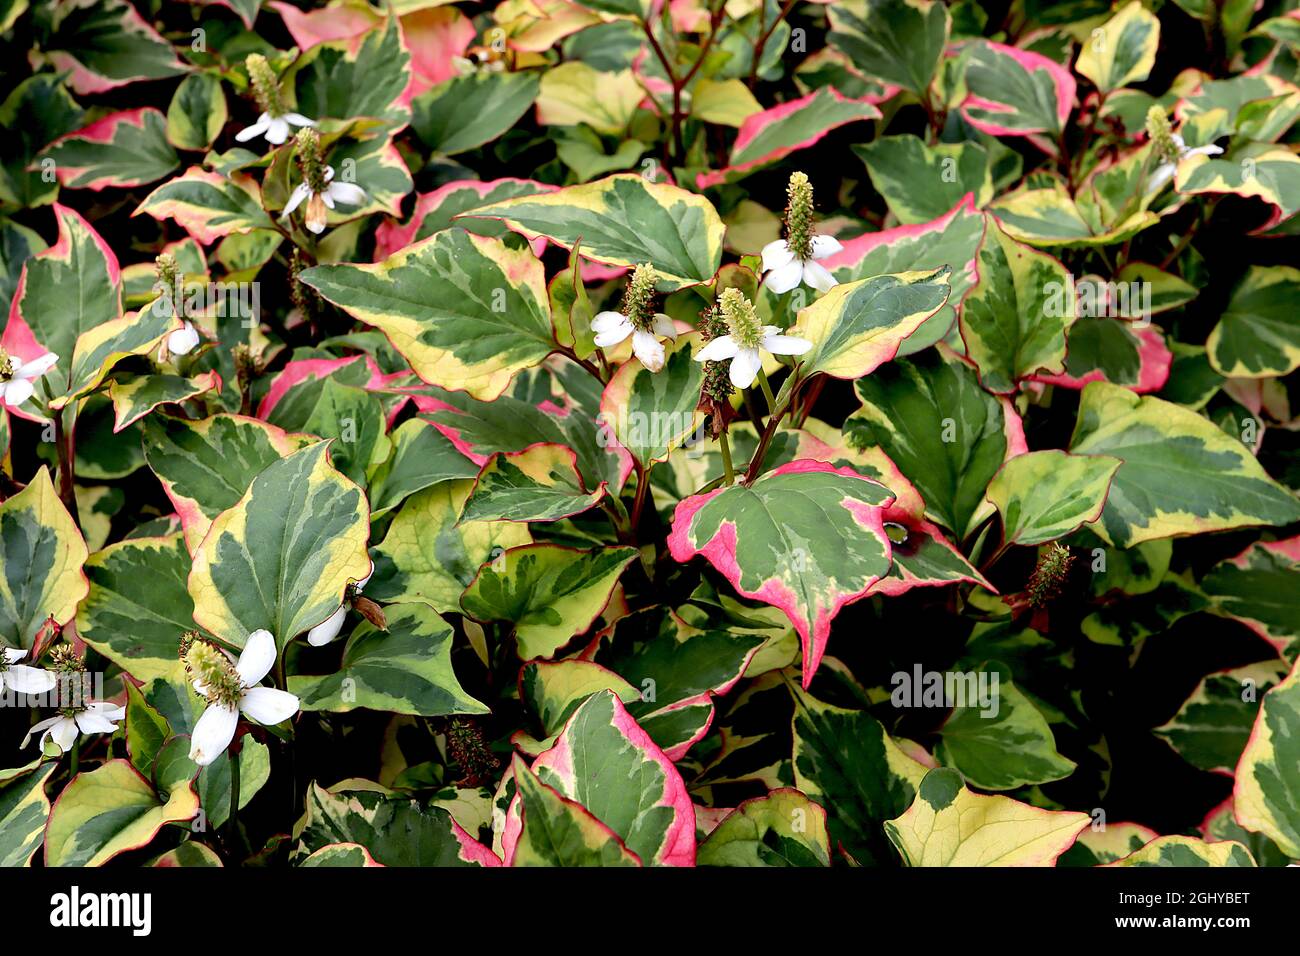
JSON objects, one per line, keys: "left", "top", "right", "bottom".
{"left": 1145, "top": 105, "right": 1178, "bottom": 164}
{"left": 184, "top": 640, "right": 243, "bottom": 708}
{"left": 620, "top": 263, "right": 659, "bottom": 332}
{"left": 784, "top": 171, "right": 815, "bottom": 261}
{"left": 295, "top": 127, "right": 328, "bottom": 194}
{"left": 718, "top": 287, "right": 763, "bottom": 350}
{"left": 699, "top": 304, "right": 733, "bottom": 405}
{"left": 246, "top": 53, "right": 286, "bottom": 116}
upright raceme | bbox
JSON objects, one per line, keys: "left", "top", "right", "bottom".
{"left": 694, "top": 288, "right": 812, "bottom": 389}
{"left": 591, "top": 263, "right": 677, "bottom": 372}
{"left": 236, "top": 53, "right": 316, "bottom": 146}
{"left": 1144, "top": 105, "right": 1223, "bottom": 193}
{"left": 283, "top": 128, "right": 367, "bottom": 235}
{"left": 761, "top": 172, "right": 842, "bottom": 294}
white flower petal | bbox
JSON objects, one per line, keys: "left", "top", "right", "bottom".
{"left": 326, "top": 182, "right": 366, "bottom": 206}
{"left": 236, "top": 629, "right": 277, "bottom": 686}
{"left": 694, "top": 335, "right": 740, "bottom": 362}
{"left": 189, "top": 704, "right": 239, "bottom": 767}
{"left": 763, "top": 259, "right": 804, "bottom": 295}
{"left": 652, "top": 313, "right": 677, "bottom": 340}
{"left": 632, "top": 330, "right": 666, "bottom": 372}
{"left": 358, "top": 569, "right": 373, "bottom": 591}
{"left": 282, "top": 113, "right": 316, "bottom": 128}
{"left": 49, "top": 716, "right": 80, "bottom": 753}
{"left": 74, "top": 710, "right": 119, "bottom": 735}
{"left": 167, "top": 322, "right": 200, "bottom": 356}
{"left": 239, "top": 686, "right": 300, "bottom": 725}
{"left": 5, "top": 663, "right": 55, "bottom": 694}
{"left": 3, "top": 647, "right": 26, "bottom": 664}
{"left": 1170, "top": 132, "right": 1186, "bottom": 151}
{"left": 2, "top": 378, "right": 34, "bottom": 407}
{"left": 264, "top": 116, "right": 292, "bottom": 145}
{"left": 1186, "top": 144, "right": 1223, "bottom": 158}
{"left": 591, "top": 311, "right": 628, "bottom": 334}
{"left": 283, "top": 182, "right": 312, "bottom": 217}
{"left": 802, "top": 260, "right": 838, "bottom": 293}
{"left": 809, "top": 235, "right": 843, "bottom": 259}
{"left": 760, "top": 239, "right": 795, "bottom": 271}
{"left": 22, "top": 715, "right": 62, "bottom": 749}
{"left": 593, "top": 318, "right": 634, "bottom": 348}
{"left": 234, "top": 114, "right": 272, "bottom": 143}
{"left": 84, "top": 701, "right": 126, "bottom": 721}
{"left": 762, "top": 333, "right": 814, "bottom": 356}
{"left": 307, "top": 605, "right": 347, "bottom": 647}
{"left": 729, "top": 348, "right": 763, "bottom": 389}
{"left": 1147, "top": 162, "right": 1176, "bottom": 193}
{"left": 13, "top": 353, "right": 58, "bottom": 379}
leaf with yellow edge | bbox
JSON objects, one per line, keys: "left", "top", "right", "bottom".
{"left": 986, "top": 450, "right": 1121, "bottom": 546}
{"left": 1103, "top": 835, "right": 1256, "bottom": 867}
{"left": 300, "top": 229, "right": 555, "bottom": 401}
{"left": 1075, "top": 2, "right": 1160, "bottom": 93}
{"left": 188, "top": 441, "right": 371, "bottom": 651}
{"left": 1233, "top": 655, "right": 1300, "bottom": 858}
{"left": 0, "top": 467, "right": 88, "bottom": 651}
{"left": 884, "top": 767, "right": 1090, "bottom": 866}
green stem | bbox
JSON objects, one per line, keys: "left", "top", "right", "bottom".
{"left": 228, "top": 747, "right": 241, "bottom": 860}
{"left": 756, "top": 367, "right": 777, "bottom": 413}
{"left": 718, "top": 431, "right": 735, "bottom": 486}
{"left": 69, "top": 737, "right": 80, "bottom": 777}
{"left": 54, "top": 406, "right": 79, "bottom": 525}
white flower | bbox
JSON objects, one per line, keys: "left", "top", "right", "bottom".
{"left": 0, "top": 352, "right": 58, "bottom": 407}
{"left": 307, "top": 570, "right": 372, "bottom": 647}
{"left": 24, "top": 701, "right": 125, "bottom": 753}
{"left": 189, "top": 629, "right": 300, "bottom": 767}
{"left": 166, "top": 321, "right": 201, "bottom": 357}
{"left": 0, "top": 647, "right": 55, "bottom": 695}
{"left": 591, "top": 310, "right": 677, "bottom": 372}
{"left": 1148, "top": 133, "right": 1224, "bottom": 193}
{"left": 235, "top": 110, "right": 316, "bottom": 147}
{"left": 760, "top": 235, "right": 842, "bottom": 295}
{"left": 283, "top": 166, "right": 367, "bottom": 235}
{"left": 694, "top": 325, "right": 813, "bottom": 389}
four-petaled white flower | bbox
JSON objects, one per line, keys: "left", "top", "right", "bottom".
{"left": 0, "top": 647, "right": 55, "bottom": 695}
{"left": 1148, "top": 133, "right": 1224, "bottom": 193}
{"left": 760, "top": 236, "right": 842, "bottom": 294}
{"left": 166, "top": 321, "right": 201, "bottom": 357}
{"left": 235, "top": 111, "right": 316, "bottom": 147}
{"left": 189, "top": 629, "right": 300, "bottom": 767}
{"left": 0, "top": 352, "right": 58, "bottom": 407}
{"left": 283, "top": 166, "right": 367, "bottom": 235}
{"left": 24, "top": 701, "right": 125, "bottom": 753}
{"left": 591, "top": 310, "right": 677, "bottom": 372}
{"left": 308, "top": 570, "right": 373, "bottom": 647}
{"left": 695, "top": 325, "right": 812, "bottom": 389}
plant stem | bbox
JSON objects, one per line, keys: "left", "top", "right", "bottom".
{"left": 228, "top": 747, "right": 241, "bottom": 861}
{"left": 743, "top": 380, "right": 798, "bottom": 484}
{"left": 748, "top": 0, "right": 798, "bottom": 89}
{"left": 69, "top": 737, "right": 80, "bottom": 776}
{"left": 718, "top": 431, "right": 735, "bottom": 486}
{"left": 629, "top": 463, "right": 650, "bottom": 538}
{"left": 53, "top": 407, "right": 79, "bottom": 523}
{"left": 756, "top": 367, "right": 777, "bottom": 412}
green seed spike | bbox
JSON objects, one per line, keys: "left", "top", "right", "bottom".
{"left": 718, "top": 287, "right": 763, "bottom": 350}
{"left": 246, "top": 53, "right": 287, "bottom": 116}
{"left": 784, "top": 171, "right": 815, "bottom": 262}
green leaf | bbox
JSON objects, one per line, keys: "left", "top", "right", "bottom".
{"left": 188, "top": 442, "right": 372, "bottom": 651}
{"left": 134, "top": 167, "right": 275, "bottom": 245}
{"left": 1176, "top": 144, "right": 1300, "bottom": 229}
{"left": 1155, "top": 660, "right": 1288, "bottom": 773}
{"left": 298, "top": 843, "right": 383, "bottom": 867}
{"left": 199, "top": 740, "right": 270, "bottom": 830}
{"left": 463, "top": 173, "right": 724, "bottom": 291}
{"left": 1201, "top": 537, "right": 1300, "bottom": 660}
{"left": 509, "top": 757, "right": 642, "bottom": 867}
{"left": 295, "top": 782, "right": 500, "bottom": 866}
{"left": 287, "top": 17, "right": 412, "bottom": 128}
{"left": 299, "top": 378, "right": 387, "bottom": 487}
{"left": 827, "top": 0, "right": 949, "bottom": 97}
{"left": 167, "top": 73, "right": 228, "bottom": 152}
{"left": 106, "top": 371, "right": 221, "bottom": 432}
{"left": 853, "top": 135, "right": 994, "bottom": 224}
{"left": 791, "top": 268, "right": 951, "bottom": 384}
{"left": 1235, "top": 656, "right": 1300, "bottom": 858}
{"left": 790, "top": 686, "right": 928, "bottom": 865}
{"left": 599, "top": 336, "right": 704, "bottom": 467}
{"left": 884, "top": 767, "right": 1090, "bottom": 866}
{"left": 537, "top": 62, "right": 642, "bottom": 135}
{"left": 412, "top": 71, "right": 540, "bottom": 155}
{"left": 669, "top": 460, "right": 894, "bottom": 687}
{"left": 1104, "top": 835, "right": 1256, "bottom": 867}
{"left": 45, "top": 758, "right": 198, "bottom": 867}
{"left": 0, "top": 467, "right": 88, "bottom": 650}
{"left": 300, "top": 229, "right": 555, "bottom": 401}
{"left": 461, "top": 443, "right": 605, "bottom": 524}
{"left": 934, "top": 661, "right": 1077, "bottom": 790}
{"left": 986, "top": 450, "right": 1121, "bottom": 546}
{"left": 77, "top": 534, "right": 198, "bottom": 683}
{"left": 1068, "top": 382, "right": 1300, "bottom": 547}
{"left": 505, "top": 690, "right": 695, "bottom": 865}
{"left": 0, "top": 75, "right": 83, "bottom": 210}
{"left": 367, "top": 480, "right": 532, "bottom": 613}
{"left": 40, "top": 108, "right": 178, "bottom": 190}
{"left": 0, "top": 764, "right": 55, "bottom": 866}
{"left": 698, "top": 789, "right": 831, "bottom": 867}
{"left": 460, "top": 544, "right": 636, "bottom": 659}
{"left": 39, "top": 0, "right": 185, "bottom": 95}
{"left": 291, "top": 602, "right": 488, "bottom": 717}
{"left": 1208, "top": 265, "right": 1300, "bottom": 378}
{"left": 959, "top": 221, "right": 1076, "bottom": 393}
{"left": 847, "top": 347, "right": 1025, "bottom": 539}
{"left": 520, "top": 659, "right": 639, "bottom": 740}
{"left": 366, "top": 418, "right": 477, "bottom": 517}
{"left": 1075, "top": 1, "right": 1160, "bottom": 93}
{"left": 959, "top": 40, "right": 1076, "bottom": 143}
{"left": 142, "top": 413, "right": 314, "bottom": 552}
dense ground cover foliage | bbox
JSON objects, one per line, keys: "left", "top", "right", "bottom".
{"left": 0, "top": 0, "right": 1298, "bottom": 869}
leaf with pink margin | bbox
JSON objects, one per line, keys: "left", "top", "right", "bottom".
{"left": 959, "top": 41, "right": 1076, "bottom": 152}
{"left": 373, "top": 178, "right": 556, "bottom": 259}
{"left": 697, "top": 87, "right": 881, "bottom": 188}
{"left": 506, "top": 756, "right": 642, "bottom": 866}
{"left": 505, "top": 690, "right": 695, "bottom": 866}
{"left": 460, "top": 442, "right": 607, "bottom": 524}
{"left": 40, "top": 0, "right": 186, "bottom": 96}
{"left": 134, "top": 167, "right": 275, "bottom": 245}
{"left": 38, "top": 108, "right": 178, "bottom": 191}
{"left": 668, "top": 459, "right": 895, "bottom": 688}
{"left": 1030, "top": 317, "right": 1173, "bottom": 394}
{"left": 1201, "top": 536, "right": 1300, "bottom": 660}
